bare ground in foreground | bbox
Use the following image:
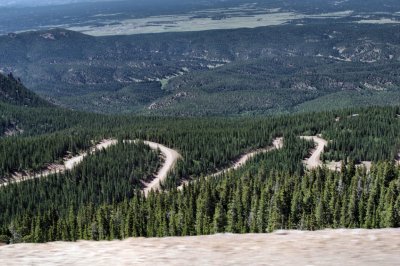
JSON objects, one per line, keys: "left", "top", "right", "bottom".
{"left": 1, "top": 229, "right": 400, "bottom": 266}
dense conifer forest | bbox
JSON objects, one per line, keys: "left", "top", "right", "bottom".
{"left": 0, "top": 105, "right": 400, "bottom": 243}
{"left": 1, "top": 74, "right": 400, "bottom": 244}
{"left": 2, "top": 160, "right": 399, "bottom": 243}
{"left": 2, "top": 106, "right": 400, "bottom": 184}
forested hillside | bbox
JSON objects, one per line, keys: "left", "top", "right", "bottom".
{"left": 0, "top": 70, "right": 399, "bottom": 243}
{"left": 155, "top": 57, "right": 400, "bottom": 115}
{"left": 0, "top": 71, "right": 113, "bottom": 137}
{"left": 0, "top": 103, "right": 400, "bottom": 243}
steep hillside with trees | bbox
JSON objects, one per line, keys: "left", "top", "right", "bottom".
{"left": 0, "top": 73, "right": 51, "bottom": 107}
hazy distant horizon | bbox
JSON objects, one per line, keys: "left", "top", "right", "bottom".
{"left": 0, "top": 0, "right": 110, "bottom": 7}
{"left": 0, "top": 0, "right": 209, "bottom": 7}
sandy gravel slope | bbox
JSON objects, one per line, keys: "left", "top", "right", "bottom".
{"left": 142, "top": 141, "right": 182, "bottom": 195}
{"left": 1, "top": 229, "right": 399, "bottom": 266}
{"left": 300, "top": 136, "right": 328, "bottom": 170}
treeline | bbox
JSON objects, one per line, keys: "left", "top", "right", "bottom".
{"left": 2, "top": 162, "right": 399, "bottom": 243}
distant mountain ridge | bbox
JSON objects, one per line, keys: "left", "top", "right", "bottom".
{"left": 1, "top": 23, "right": 400, "bottom": 115}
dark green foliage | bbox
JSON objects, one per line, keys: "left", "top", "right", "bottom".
{"left": 3, "top": 162, "right": 399, "bottom": 242}
{"left": 0, "top": 141, "right": 160, "bottom": 240}
{"left": 0, "top": 103, "right": 105, "bottom": 136}
{"left": 1, "top": 1, "right": 400, "bottom": 244}
{"left": 0, "top": 234, "right": 9, "bottom": 244}
{"left": 0, "top": 88, "right": 400, "bottom": 242}
{"left": 0, "top": 74, "right": 106, "bottom": 137}
{"left": 0, "top": 133, "right": 92, "bottom": 177}
{"left": 323, "top": 108, "right": 400, "bottom": 162}
{"left": 59, "top": 81, "right": 169, "bottom": 114}
{"left": 1, "top": 104, "right": 400, "bottom": 184}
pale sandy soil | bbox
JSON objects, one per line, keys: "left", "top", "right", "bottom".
{"left": 178, "top": 137, "right": 283, "bottom": 190}
{"left": 4, "top": 127, "right": 23, "bottom": 137}
{"left": 1, "top": 229, "right": 399, "bottom": 266}
{"left": 326, "top": 160, "right": 372, "bottom": 172}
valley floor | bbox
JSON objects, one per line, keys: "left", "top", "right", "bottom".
{"left": 1, "top": 229, "right": 399, "bottom": 265}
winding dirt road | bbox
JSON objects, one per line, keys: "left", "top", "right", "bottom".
{"left": 0, "top": 139, "right": 182, "bottom": 195}
{"left": 64, "top": 139, "right": 118, "bottom": 169}
{"left": 0, "top": 137, "right": 284, "bottom": 193}
{"left": 212, "top": 137, "right": 284, "bottom": 176}
{"left": 1, "top": 229, "right": 399, "bottom": 265}
{"left": 141, "top": 141, "right": 182, "bottom": 196}
{"left": 178, "top": 137, "right": 284, "bottom": 190}
{"left": 1, "top": 134, "right": 392, "bottom": 191}
{"left": 301, "top": 135, "right": 373, "bottom": 171}
{"left": 0, "top": 139, "right": 118, "bottom": 187}
{"left": 300, "top": 135, "right": 328, "bottom": 170}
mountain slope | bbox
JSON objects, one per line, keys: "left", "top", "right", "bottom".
{"left": 0, "top": 73, "right": 51, "bottom": 107}
{"left": 0, "top": 73, "right": 98, "bottom": 137}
